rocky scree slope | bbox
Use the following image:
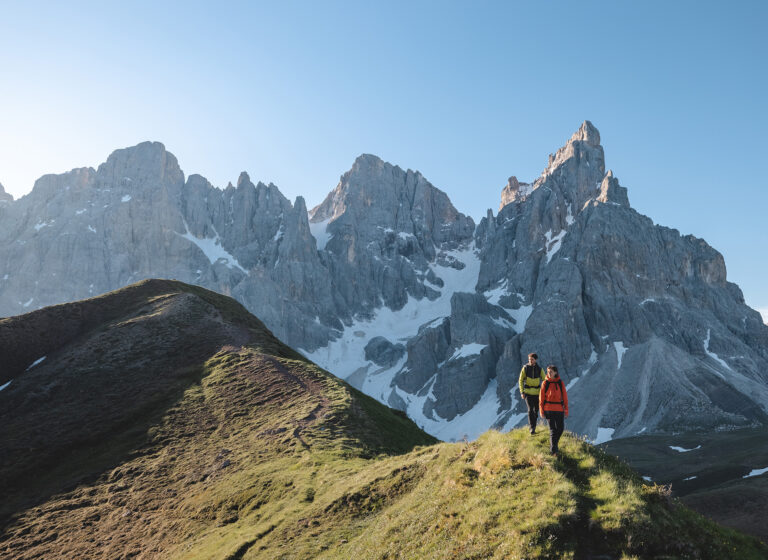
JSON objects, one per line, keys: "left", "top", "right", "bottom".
{"left": 0, "top": 123, "right": 766, "bottom": 442}
{"left": 0, "top": 281, "right": 766, "bottom": 559}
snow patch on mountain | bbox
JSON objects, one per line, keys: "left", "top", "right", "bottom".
{"left": 743, "top": 467, "right": 768, "bottom": 479}
{"left": 670, "top": 445, "right": 701, "bottom": 453}
{"left": 448, "top": 343, "right": 487, "bottom": 361}
{"left": 309, "top": 218, "right": 332, "bottom": 250}
{"left": 544, "top": 229, "right": 567, "bottom": 264}
{"left": 703, "top": 329, "right": 731, "bottom": 375}
{"left": 614, "top": 341, "right": 627, "bottom": 369}
{"left": 178, "top": 220, "right": 248, "bottom": 274}
{"left": 484, "top": 281, "right": 508, "bottom": 307}
{"left": 305, "top": 244, "right": 480, "bottom": 378}
{"left": 592, "top": 427, "right": 614, "bottom": 444}
{"left": 398, "top": 378, "right": 510, "bottom": 441}
{"left": 304, "top": 244, "right": 483, "bottom": 438}
{"left": 507, "top": 304, "right": 533, "bottom": 333}
{"left": 26, "top": 356, "right": 46, "bottom": 370}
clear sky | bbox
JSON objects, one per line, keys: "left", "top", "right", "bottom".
{"left": 1, "top": 0, "right": 766, "bottom": 319}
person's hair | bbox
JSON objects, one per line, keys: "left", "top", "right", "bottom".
{"left": 528, "top": 353, "right": 538, "bottom": 360}
{"left": 547, "top": 365, "right": 558, "bottom": 373}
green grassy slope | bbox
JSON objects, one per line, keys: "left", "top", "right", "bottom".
{"left": 1, "top": 280, "right": 766, "bottom": 559}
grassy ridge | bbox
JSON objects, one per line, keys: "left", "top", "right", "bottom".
{"left": 5, "top": 345, "right": 765, "bottom": 558}
{"left": 1, "top": 280, "right": 766, "bottom": 559}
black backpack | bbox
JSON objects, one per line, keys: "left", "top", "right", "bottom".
{"left": 525, "top": 365, "right": 542, "bottom": 380}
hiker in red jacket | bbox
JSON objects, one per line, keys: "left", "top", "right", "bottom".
{"left": 539, "top": 365, "right": 569, "bottom": 456}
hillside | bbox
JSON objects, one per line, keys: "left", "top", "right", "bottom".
{"left": 1, "top": 281, "right": 766, "bottom": 559}
{"left": 602, "top": 427, "right": 768, "bottom": 543}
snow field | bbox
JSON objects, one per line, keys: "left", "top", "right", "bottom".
{"left": 178, "top": 219, "right": 248, "bottom": 274}
{"left": 304, "top": 244, "right": 525, "bottom": 440}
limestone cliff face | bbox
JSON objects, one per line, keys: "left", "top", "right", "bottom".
{"left": 309, "top": 154, "right": 475, "bottom": 316}
{"left": 475, "top": 121, "right": 767, "bottom": 438}
{"left": 1, "top": 124, "right": 766, "bottom": 441}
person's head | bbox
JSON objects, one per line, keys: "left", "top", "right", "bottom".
{"left": 528, "top": 353, "right": 538, "bottom": 366}
{"left": 547, "top": 365, "right": 558, "bottom": 378}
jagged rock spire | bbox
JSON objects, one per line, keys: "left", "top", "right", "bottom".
{"left": 596, "top": 170, "right": 629, "bottom": 207}
{"left": 570, "top": 120, "right": 601, "bottom": 146}
{"left": 499, "top": 176, "right": 533, "bottom": 210}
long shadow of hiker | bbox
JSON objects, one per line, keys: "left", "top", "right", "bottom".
{"left": 527, "top": 435, "right": 616, "bottom": 560}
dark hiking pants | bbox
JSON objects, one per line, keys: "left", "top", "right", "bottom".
{"left": 545, "top": 411, "right": 565, "bottom": 453}
{"left": 524, "top": 394, "right": 539, "bottom": 433}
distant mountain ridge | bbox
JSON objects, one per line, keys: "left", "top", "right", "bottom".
{"left": 1, "top": 122, "right": 766, "bottom": 442}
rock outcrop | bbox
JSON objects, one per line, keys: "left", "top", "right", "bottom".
{"left": 0, "top": 183, "right": 12, "bottom": 204}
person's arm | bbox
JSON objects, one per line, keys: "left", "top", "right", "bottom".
{"left": 519, "top": 367, "right": 527, "bottom": 396}
{"left": 539, "top": 381, "right": 546, "bottom": 416}
{"left": 563, "top": 382, "right": 569, "bottom": 417}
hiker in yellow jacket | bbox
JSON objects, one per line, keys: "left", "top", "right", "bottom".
{"left": 519, "top": 353, "right": 546, "bottom": 435}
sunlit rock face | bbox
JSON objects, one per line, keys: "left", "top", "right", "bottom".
{"left": 1, "top": 122, "right": 767, "bottom": 442}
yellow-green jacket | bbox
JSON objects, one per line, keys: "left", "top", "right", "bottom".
{"left": 519, "top": 364, "right": 546, "bottom": 396}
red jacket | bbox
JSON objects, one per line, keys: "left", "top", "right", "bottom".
{"left": 539, "top": 375, "right": 568, "bottom": 416}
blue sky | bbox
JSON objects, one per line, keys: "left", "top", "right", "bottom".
{"left": 1, "top": 1, "right": 766, "bottom": 318}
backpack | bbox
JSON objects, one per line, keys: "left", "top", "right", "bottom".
{"left": 542, "top": 378, "right": 564, "bottom": 406}
{"left": 524, "top": 365, "right": 542, "bottom": 380}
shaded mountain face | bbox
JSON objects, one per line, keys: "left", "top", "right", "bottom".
{"left": 1, "top": 284, "right": 765, "bottom": 558}
{"left": 1, "top": 123, "right": 767, "bottom": 443}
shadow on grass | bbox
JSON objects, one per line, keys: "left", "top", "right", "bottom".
{"left": 530, "top": 449, "right": 617, "bottom": 560}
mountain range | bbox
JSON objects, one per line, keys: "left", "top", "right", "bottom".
{"left": 1, "top": 121, "right": 766, "bottom": 442}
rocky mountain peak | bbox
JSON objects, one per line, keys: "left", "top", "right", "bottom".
{"left": 570, "top": 119, "right": 601, "bottom": 146}
{"left": 544, "top": 121, "right": 605, "bottom": 176}
{"left": 310, "top": 153, "right": 474, "bottom": 251}
{"left": 351, "top": 152, "right": 388, "bottom": 171}
{"left": 311, "top": 154, "right": 417, "bottom": 221}
{"left": 293, "top": 195, "right": 307, "bottom": 214}
{"left": 0, "top": 182, "right": 12, "bottom": 203}
{"left": 96, "top": 141, "right": 184, "bottom": 190}
{"left": 237, "top": 171, "right": 251, "bottom": 188}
